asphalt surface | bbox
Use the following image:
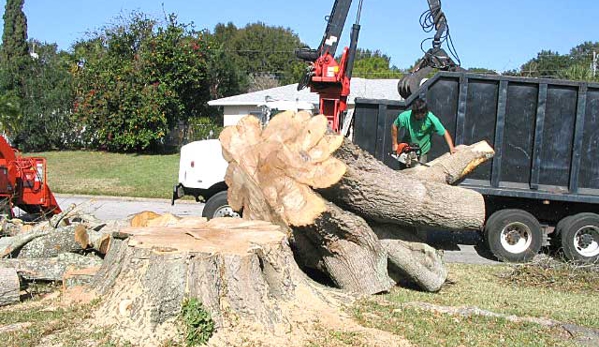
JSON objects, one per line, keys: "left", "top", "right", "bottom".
{"left": 39, "top": 194, "right": 500, "bottom": 265}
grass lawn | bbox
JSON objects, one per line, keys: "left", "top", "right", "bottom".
{"left": 1, "top": 263, "right": 596, "bottom": 347}
{"left": 352, "top": 262, "right": 598, "bottom": 347}
{"left": 33, "top": 150, "right": 180, "bottom": 199}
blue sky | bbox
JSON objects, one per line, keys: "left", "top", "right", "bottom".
{"left": 1, "top": 0, "right": 598, "bottom": 72}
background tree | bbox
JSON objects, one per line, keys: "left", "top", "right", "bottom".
{"left": 351, "top": 49, "right": 402, "bottom": 79}
{"left": 513, "top": 43, "right": 599, "bottom": 82}
{"left": 73, "top": 12, "right": 216, "bottom": 152}
{"left": 0, "top": 0, "right": 28, "bottom": 141}
{"left": 13, "top": 41, "right": 76, "bottom": 151}
{"left": 1, "top": 0, "right": 29, "bottom": 91}
{"left": 217, "top": 22, "right": 306, "bottom": 89}
{"left": 0, "top": 91, "right": 21, "bottom": 139}
{"left": 467, "top": 67, "right": 498, "bottom": 75}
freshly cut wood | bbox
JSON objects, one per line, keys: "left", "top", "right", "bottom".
{"left": 221, "top": 113, "right": 345, "bottom": 227}
{"left": 221, "top": 116, "right": 391, "bottom": 294}
{"left": 0, "top": 253, "right": 103, "bottom": 281}
{"left": 0, "top": 267, "right": 20, "bottom": 306}
{"left": 403, "top": 141, "right": 495, "bottom": 184}
{"left": 89, "top": 217, "right": 405, "bottom": 347}
{"left": 129, "top": 210, "right": 161, "bottom": 227}
{"left": 74, "top": 220, "right": 130, "bottom": 255}
{"left": 74, "top": 224, "right": 112, "bottom": 255}
{"left": 322, "top": 139, "right": 489, "bottom": 231}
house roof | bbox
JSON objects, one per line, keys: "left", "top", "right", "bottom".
{"left": 208, "top": 78, "right": 402, "bottom": 106}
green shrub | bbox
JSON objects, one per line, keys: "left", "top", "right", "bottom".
{"left": 180, "top": 298, "right": 215, "bottom": 346}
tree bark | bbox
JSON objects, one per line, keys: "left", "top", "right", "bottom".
{"left": 87, "top": 217, "right": 406, "bottom": 347}
{"left": 0, "top": 267, "right": 20, "bottom": 306}
{"left": 403, "top": 141, "right": 495, "bottom": 184}
{"left": 0, "top": 228, "right": 49, "bottom": 258}
{"left": 370, "top": 223, "right": 447, "bottom": 292}
{"left": 218, "top": 112, "right": 492, "bottom": 293}
{"left": 17, "top": 225, "right": 84, "bottom": 258}
{"left": 320, "top": 139, "right": 489, "bottom": 231}
{"left": 293, "top": 202, "right": 393, "bottom": 294}
{"left": 0, "top": 252, "right": 103, "bottom": 281}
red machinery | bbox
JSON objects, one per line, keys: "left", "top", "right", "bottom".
{"left": 0, "top": 135, "right": 61, "bottom": 217}
{"left": 296, "top": 0, "right": 462, "bottom": 132}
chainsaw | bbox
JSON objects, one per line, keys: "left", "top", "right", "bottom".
{"left": 391, "top": 143, "right": 426, "bottom": 168}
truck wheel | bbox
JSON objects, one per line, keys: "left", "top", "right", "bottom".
{"left": 560, "top": 213, "right": 599, "bottom": 263}
{"left": 484, "top": 209, "right": 543, "bottom": 263}
{"left": 549, "top": 215, "right": 574, "bottom": 251}
{"left": 201, "top": 191, "right": 241, "bottom": 220}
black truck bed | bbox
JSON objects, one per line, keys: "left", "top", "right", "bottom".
{"left": 353, "top": 72, "right": 599, "bottom": 221}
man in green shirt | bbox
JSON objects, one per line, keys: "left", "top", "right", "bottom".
{"left": 391, "top": 98, "right": 455, "bottom": 164}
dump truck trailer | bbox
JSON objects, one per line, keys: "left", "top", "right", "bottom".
{"left": 353, "top": 71, "right": 599, "bottom": 263}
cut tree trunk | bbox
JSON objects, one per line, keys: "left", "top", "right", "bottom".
{"left": 219, "top": 112, "right": 493, "bottom": 293}
{"left": 87, "top": 217, "right": 404, "bottom": 347}
{"left": 292, "top": 202, "right": 393, "bottom": 294}
{"left": 370, "top": 223, "right": 447, "bottom": 292}
{"left": 403, "top": 141, "right": 496, "bottom": 184}
{"left": 320, "top": 139, "right": 492, "bottom": 231}
{"left": 0, "top": 252, "right": 103, "bottom": 281}
{"left": 0, "top": 228, "right": 49, "bottom": 258}
{"left": 73, "top": 220, "right": 130, "bottom": 255}
{"left": 220, "top": 117, "right": 392, "bottom": 294}
{"left": 17, "top": 225, "right": 84, "bottom": 258}
{"left": 0, "top": 267, "right": 20, "bottom": 306}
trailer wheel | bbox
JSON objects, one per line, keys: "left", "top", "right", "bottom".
{"left": 484, "top": 209, "right": 543, "bottom": 263}
{"left": 560, "top": 213, "right": 599, "bottom": 263}
{"left": 201, "top": 191, "right": 241, "bottom": 220}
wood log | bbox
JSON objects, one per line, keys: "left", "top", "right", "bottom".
{"left": 0, "top": 252, "right": 103, "bottom": 281}
{"left": 73, "top": 220, "right": 130, "bottom": 255}
{"left": 370, "top": 223, "right": 447, "bottom": 292}
{"left": 293, "top": 202, "right": 393, "bottom": 294}
{"left": 18, "top": 225, "right": 84, "bottom": 258}
{"left": 321, "top": 139, "right": 490, "bottom": 231}
{"left": 0, "top": 267, "right": 20, "bottom": 306}
{"left": 74, "top": 224, "right": 112, "bottom": 255}
{"left": 88, "top": 217, "right": 404, "bottom": 347}
{"left": 220, "top": 116, "right": 392, "bottom": 294}
{"left": 219, "top": 112, "right": 491, "bottom": 293}
{"left": 403, "top": 141, "right": 495, "bottom": 184}
{"left": 0, "top": 228, "right": 49, "bottom": 258}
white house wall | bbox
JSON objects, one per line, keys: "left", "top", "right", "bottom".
{"left": 221, "top": 105, "right": 355, "bottom": 127}
{"left": 223, "top": 105, "right": 263, "bottom": 126}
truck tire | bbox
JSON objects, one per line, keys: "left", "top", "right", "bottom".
{"left": 201, "top": 191, "right": 241, "bottom": 220}
{"left": 484, "top": 209, "right": 543, "bottom": 263}
{"left": 549, "top": 215, "right": 574, "bottom": 251}
{"left": 560, "top": 213, "right": 599, "bottom": 263}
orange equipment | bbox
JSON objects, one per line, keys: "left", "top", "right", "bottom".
{"left": 0, "top": 135, "right": 61, "bottom": 217}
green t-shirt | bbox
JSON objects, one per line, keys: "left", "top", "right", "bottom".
{"left": 393, "top": 110, "right": 446, "bottom": 154}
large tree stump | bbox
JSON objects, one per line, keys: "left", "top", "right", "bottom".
{"left": 219, "top": 112, "right": 493, "bottom": 293}
{"left": 88, "top": 217, "right": 405, "bottom": 347}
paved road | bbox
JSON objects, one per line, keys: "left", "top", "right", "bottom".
{"left": 43, "top": 194, "right": 499, "bottom": 265}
